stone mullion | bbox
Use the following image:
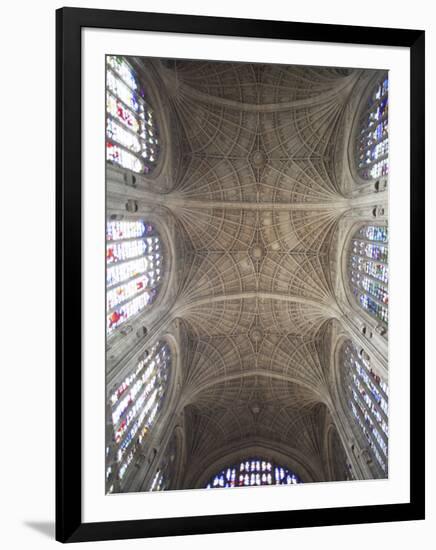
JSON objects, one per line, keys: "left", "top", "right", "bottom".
{"left": 127, "top": 403, "right": 181, "bottom": 493}
{"left": 145, "top": 414, "right": 180, "bottom": 491}
{"left": 352, "top": 363, "right": 389, "bottom": 425}
{"left": 351, "top": 275, "right": 388, "bottom": 302}
{"left": 351, "top": 287, "right": 388, "bottom": 327}
{"left": 357, "top": 153, "right": 388, "bottom": 172}
{"left": 123, "top": 326, "right": 184, "bottom": 493}
{"left": 111, "top": 364, "right": 165, "bottom": 481}
{"left": 339, "top": 311, "right": 388, "bottom": 380}
{"left": 349, "top": 269, "right": 388, "bottom": 312}
{"left": 106, "top": 285, "right": 157, "bottom": 316}
{"left": 352, "top": 238, "right": 388, "bottom": 265}
{"left": 359, "top": 91, "right": 388, "bottom": 119}
{"left": 350, "top": 262, "right": 388, "bottom": 288}
{"left": 345, "top": 370, "right": 388, "bottom": 450}
{"left": 350, "top": 253, "right": 388, "bottom": 283}
{"left": 349, "top": 403, "right": 387, "bottom": 478}
{"left": 106, "top": 64, "right": 152, "bottom": 165}
{"left": 106, "top": 308, "right": 173, "bottom": 389}
{"left": 346, "top": 383, "right": 387, "bottom": 472}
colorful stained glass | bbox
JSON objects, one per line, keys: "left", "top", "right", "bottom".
{"left": 350, "top": 257, "right": 388, "bottom": 284}
{"left": 107, "top": 55, "right": 138, "bottom": 91}
{"left": 349, "top": 225, "right": 389, "bottom": 326}
{"left": 107, "top": 94, "right": 141, "bottom": 133}
{"left": 106, "top": 55, "right": 160, "bottom": 174}
{"left": 358, "top": 294, "right": 388, "bottom": 324}
{"left": 206, "top": 458, "right": 302, "bottom": 488}
{"left": 106, "top": 236, "right": 159, "bottom": 264}
{"left": 109, "top": 342, "right": 171, "bottom": 480}
{"left": 106, "top": 142, "right": 143, "bottom": 173}
{"left": 107, "top": 70, "right": 140, "bottom": 112}
{"left": 106, "top": 220, "right": 163, "bottom": 334}
{"left": 107, "top": 256, "right": 161, "bottom": 288}
{"left": 359, "top": 225, "right": 388, "bottom": 242}
{"left": 106, "top": 220, "right": 154, "bottom": 241}
{"left": 357, "top": 76, "right": 389, "bottom": 180}
{"left": 352, "top": 240, "right": 388, "bottom": 263}
{"left": 107, "top": 119, "right": 142, "bottom": 153}
{"left": 343, "top": 342, "right": 388, "bottom": 473}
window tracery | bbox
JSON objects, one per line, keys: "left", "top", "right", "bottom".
{"left": 342, "top": 341, "right": 388, "bottom": 474}
{"left": 107, "top": 341, "right": 171, "bottom": 483}
{"left": 206, "top": 458, "right": 302, "bottom": 488}
{"left": 349, "top": 225, "right": 389, "bottom": 326}
{"left": 356, "top": 75, "right": 389, "bottom": 180}
{"left": 106, "top": 55, "right": 160, "bottom": 174}
{"left": 106, "top": 220, "right": 163, "bottom": 334}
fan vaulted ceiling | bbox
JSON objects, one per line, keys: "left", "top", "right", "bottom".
{"left": 156, "top": 60, "right": 358, "bottom": 477}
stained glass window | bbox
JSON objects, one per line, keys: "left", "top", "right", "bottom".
{"left": 149, "top": 469, "right": 166, "bottom": 491}
{"left": 349, "top": 225, "right": 389, "bottom": 326}
{"left": 108, "top": 341, "right": 171, "bottom": 482}
{"left": 106, "top": 220, "right": 163, "bottom": 334}
{"left": 205, "top": 458, "right": 302, "bottom": 488}
{"left": 342, "top": 341, "right": 388, "bottom": 474}
{"left": 106, "top": 55, "right": 160, "bottom": 174}
{"left": 357, "top": 75, "right": 389, "bottom": 180}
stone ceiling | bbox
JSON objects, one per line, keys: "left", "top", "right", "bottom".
{"left": 153, "top": 59, "right": 361, "bottom": 480}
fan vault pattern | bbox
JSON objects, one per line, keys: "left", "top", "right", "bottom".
{"left": 108, "top": 58, "right": 383, "bottom": 491}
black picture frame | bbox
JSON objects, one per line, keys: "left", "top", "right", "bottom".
{"left": 56, "top": 6, "right": 425, "bottom": 543}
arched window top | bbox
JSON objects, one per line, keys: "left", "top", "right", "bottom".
{"left": 205, "top": 458, "right": 302, "bottom": 488}
{"left": 348, "top": 224, "right": 389, "bottom": 327}
{"left": 356, "top": 75, "right": 389, "bottom": 181}
{"left": 341, "top": 341, "right": 388, "bottom": 476}
{"left": 106, "top": 55, "right": 160, "bottom": 175}
{"left": 106, "top": 220, "right": 164, "bottom": 335}
{"left": 107, "top": 340, "right": 172, "bottom": 486}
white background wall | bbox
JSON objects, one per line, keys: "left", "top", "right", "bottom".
{"left": 0, "top": 0, "right": 433, "bottom": 548}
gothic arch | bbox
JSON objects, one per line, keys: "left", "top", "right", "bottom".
{"left": 187, "top": 441, "right": 320, "bottom": 489}
{"left": 105, "top": 57, "right": 390, "bottom": 492}
{"left": 338, "top": 220, "right": 388, "bottom": 334}
{"left": 108, "top": 330, "right": 184, "bottom": 493}
{"left": 331, "top": 335, "right": 388, "bottom": 479}
{"left": 107, "top": 214, "right": 173, "bottom": 327}
{"left": 346, "top": 70, "right": 389, "bottom": 187}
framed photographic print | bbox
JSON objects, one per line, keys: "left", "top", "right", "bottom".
{"left": 56, "top": 7, "right": 425, "bottom": 543}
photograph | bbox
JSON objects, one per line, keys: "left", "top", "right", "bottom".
{"left": 104, "top": 54, "right": 390, "bottom": 494}
{"left": 0, "top": 0, "right": 430, "bottom": 547}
